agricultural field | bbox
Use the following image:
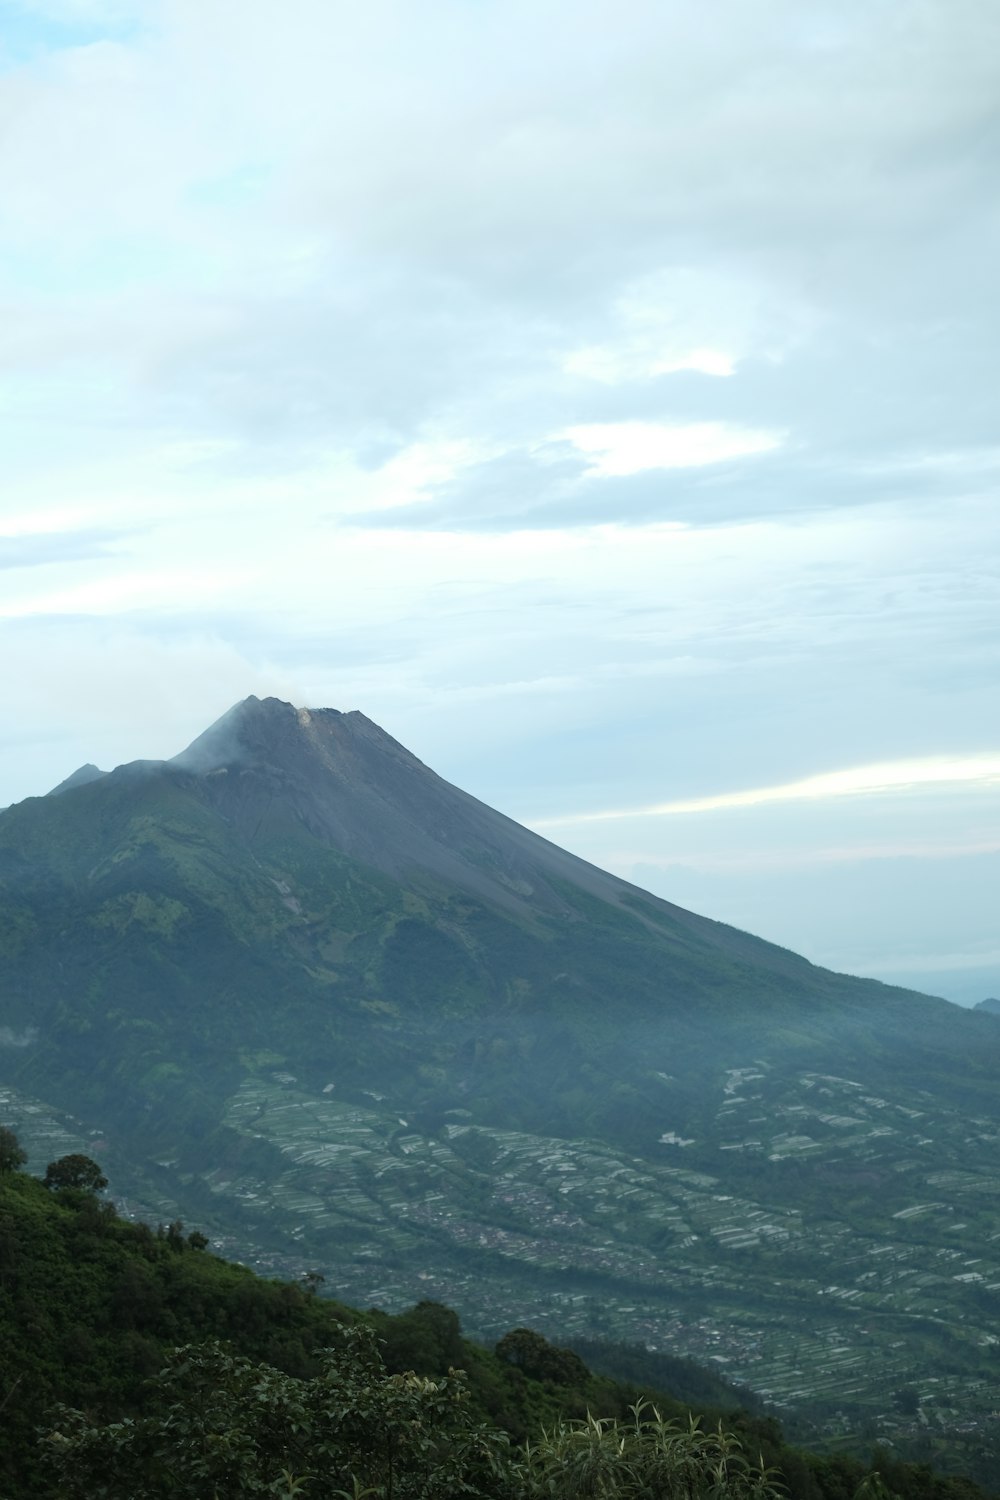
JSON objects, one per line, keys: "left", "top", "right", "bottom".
{"left": 141, "top": 1059, "right": 1000, "bottom": 1444}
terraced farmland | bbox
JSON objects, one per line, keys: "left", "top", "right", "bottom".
{"left": 107, "top": 1057, "right": 987, "bottom": 1444}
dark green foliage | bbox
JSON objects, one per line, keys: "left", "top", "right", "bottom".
{"left": 569, "top": 1336, "right": 762, "bottom": 1414}
{"left": 44, "top": 1362, "right": 791, "bottom": 1500}
{"left": 43, "top": 1330, "right": 784, "bottom": 1500}
{"left": 0, "top": 1124, "right": 27, "bottom": 1171}
{"left": 46, "top": 1328, "right": 513, "bottom": 1500}
{"left": 43, "top": 1153, "right": 109, "bottom": 1192}
{"left": 377, "top": 1299, "right": 465, "bottom": 1374}
{"left": 495, "top": 1328, "right": 590, "bottom": 1387}
{"left": 0, "top": 1168, "right": 354, "bottom": 1496}
{"left": 46, "top": 1343, "right": 988, "bottom": 1500}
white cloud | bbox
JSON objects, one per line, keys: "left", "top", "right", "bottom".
{"left": 358, "top": 439, "right": 500, "bottom": 513}
{"left": 561, "top": 421, "right": 784, "bottom": 476}
{"left": 560, "top": 264, "right": 802, "bottom": 385}
{"left": 0, "top": 624, "right": 295, "bottom": 806}
{"left": 0, "top": 565, "right": 254, "bottom": 619}
{"left": 533, "top": 755, "right": 1000, "bottom": 829}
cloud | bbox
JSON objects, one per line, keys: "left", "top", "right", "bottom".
{"left": 1, "top": 0, "right": 997, "bottom": 497}
{"left": 0, "top": 528, "right": 130, "bottom": 568}
{"left": 532, "top": 754, "right": 1000, "bottom": 829}
{"left": 561, "top": 420, "right": 785, "bottom": 477}
{"left": 0, "top": 564, "right": 255, "bottom": 619}
{"left": 0, "top": 620, "right": 296, "bottom": 804}
{"left": 351, "top": 437, "right": 998, "bottom": 534}
{"left": 559, "top": 264, "right": 797, "bottom": 385}
{"left": 565, "top": 345, "right": 735, "bottom": 383}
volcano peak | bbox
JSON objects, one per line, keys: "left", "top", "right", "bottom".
{"left": 170, "top": 695, "right": 327, "bottom": 774}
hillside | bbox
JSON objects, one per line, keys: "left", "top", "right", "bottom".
{"left": 0, "top": 1154, "right": 987, "bottom": 1499}
{"left": 2, "top": 696, "right": 1000, "bottom": 1463}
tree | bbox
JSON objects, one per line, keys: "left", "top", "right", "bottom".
{"left": 43, "top": 1154, "right": 108, "bottom": 1193}
{"left": 495, "top": 1327, "right": 589, "bottom": 1386}
{"left": 43, "top": 1334, "right": 786, "bottom": 1499}
{"left": 0, "top": 1126, "right": 27, "bottom": 1173}
{"left": 380, "top": 1301, "right": 464, "bottom": 1375}
{"left": 44, "top": 1327, "right": 514, "bottom": 1499}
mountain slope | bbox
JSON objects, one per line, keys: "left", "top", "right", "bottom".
{"left": 2, "top": 696, "right": 1000, "bottom": 1456}
{"left": 0, "top": 699, "right": 958, "bottom": 1140}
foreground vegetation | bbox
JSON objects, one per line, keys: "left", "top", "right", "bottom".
{"left": 0, "top": 1145, "right": 991, "bottom": 1499}
{"left": 45, "top": 1332, "right": 782, "bottom": 1500}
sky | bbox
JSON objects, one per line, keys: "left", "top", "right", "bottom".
{"left": 1, "top": 0, "right": 998, "bottom": 1005}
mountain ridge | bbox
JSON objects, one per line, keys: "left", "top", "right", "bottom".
{"left": 23, "top": 695, "right": 907, "bottom": 981}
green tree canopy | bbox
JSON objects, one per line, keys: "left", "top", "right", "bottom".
{"left": 44, "top": 1330, "right": 790, "bottom": 1500}
{"left": 0, "top": 1126, "right": 27, "bottom": 1172}
{"left": 495, "top": 1327, "right": 589, "bottom": 1387}
{"left": 43, "top": 1154, "right": 109, "bottom": 1193}
{"left": 45, "top": 1327, "right": 514, "bottom": 1500}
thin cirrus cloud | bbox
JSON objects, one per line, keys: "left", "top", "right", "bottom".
{"left": 599, "top": 838, "right": 1000, "bottom": 876}
{"left": 531, "top": 754, "right": 1000, "bottom": 829}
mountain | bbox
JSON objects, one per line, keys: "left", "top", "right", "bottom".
{"left": 3, "top": 695, "right": 1000, "bottom": 1464}
{"left": 47, "top": 762, "right": 108, "bottom": 797}
{"left": 974, "top": 997, "right": 1000, "bottom": 1017}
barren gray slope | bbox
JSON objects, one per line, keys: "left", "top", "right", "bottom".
{"left": 171, "top": 695, "right": 819, "bottom": 979}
